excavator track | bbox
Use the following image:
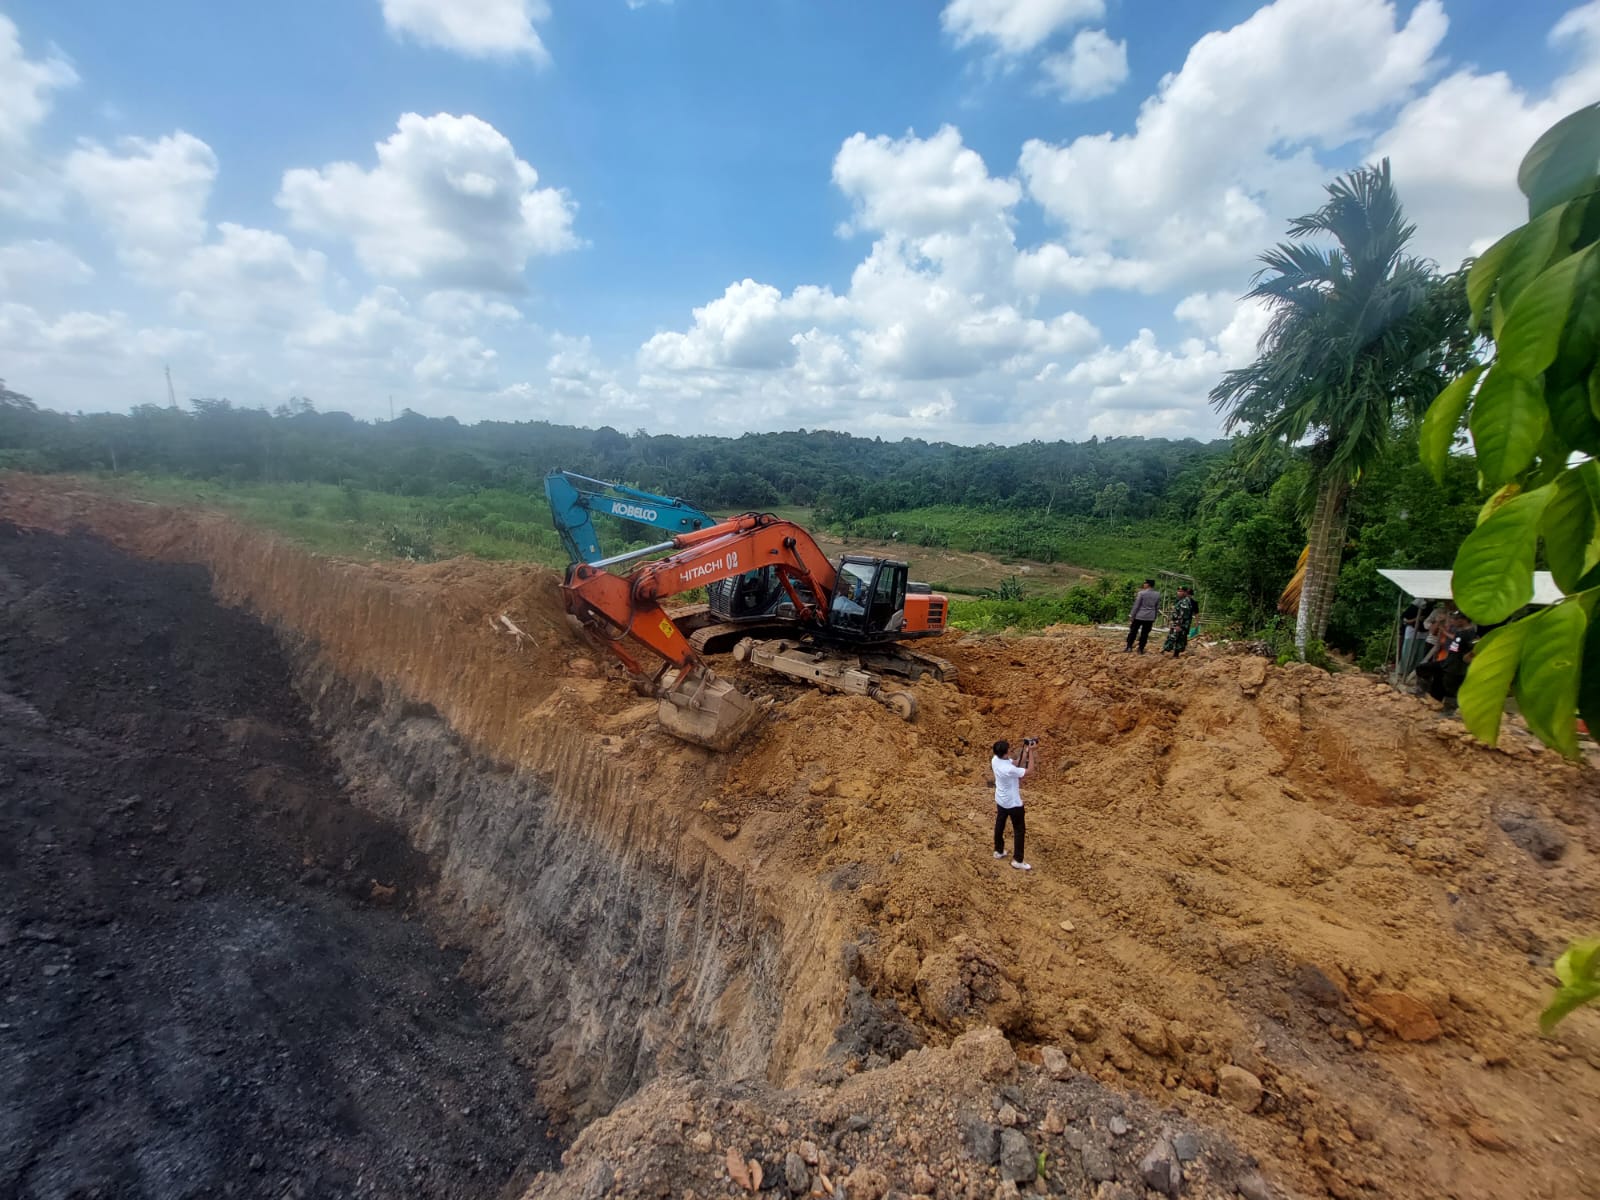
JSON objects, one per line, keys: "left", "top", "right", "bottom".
{"left": 732, "top": 637, "right": 921, "bottom": 722}
{"left": 689, "top": 620, "right": 792, "bottom": 656}
{"left": 858, "top": 646, "right": 959, "bottom": 683}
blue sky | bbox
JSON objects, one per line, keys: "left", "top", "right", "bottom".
{"left": 1, "top": 0, "right": 1595, "bottom": 443}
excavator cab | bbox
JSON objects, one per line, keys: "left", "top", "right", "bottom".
{"left": 826, "top": 557, "right": 908, "bottom": 638}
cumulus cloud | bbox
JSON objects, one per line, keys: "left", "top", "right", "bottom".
{"left": 0, "top": 16, "right": 79, "bottom": 218}
{"left": 288, "top": 287, "right": 512, "bottom": 394}
{"left": 277, "top": 112, "right": 578, "bottom": 291}
{"left": 1064, "top": 300, "right": 1271, "bottom": 436}
{"left": 64, "top": 132, "right": 219, "bottom": 264}
{"left": 0, "top": 302, "right": 203, "bottom": 395}
{"left": 1373, "top": 0, "right": 1600, "bottom": 263}
{"left": 640, "top": 280, "right": 848, "bottom": 371}
{"left": 834, "top": 126, "right": 1021, "bottom": 238}
{"left": 379, "top": 0, "right": 551, "bottom": 63}
{"left": 1041, "top": 29, "right": 1127, "bottom": 101}
{"left": 0, "top": 14, "right": 76, "bottom": 150}
{"left": 1020, "top": 0, "right": 1447, "bottom": 291}
{"left": 0, "top": 240, "right": 94, "bottom": 293}
{"left": 172, "top": 224, "right": 328, "bottom": 328}
{"left": 641, "top": 125, "right": 1101, "bottom": 428}
{"left": 940, "top": 0, "right": 1104, "bottom": 54}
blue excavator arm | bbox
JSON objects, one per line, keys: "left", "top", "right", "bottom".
{"left": 544, "top": 470, "right": 718, "bottom": 564}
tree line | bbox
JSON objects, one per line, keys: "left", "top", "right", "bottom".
{"left": 0, "top": 392, "right": 1229, "bottom": 525}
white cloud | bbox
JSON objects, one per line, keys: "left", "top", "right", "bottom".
{"left": 1372, "top": 1, "right": 1600, "bottom": 263}
{"left": 288, "top": 287, "right": 513, "bottom": 394}
{"left": 172, "top": 223, "right": 327, "bottom": 328}
{"left": 834, "top": 126, "right": 1020, "bottom": 238}
{"left": 1020, "top": 0, "right": 1447, "bottom": 291}
{"left": 0, "top": 15, "right": 78, "bottom": 218}
{"left": 0, "top": 302, "right": 202, "bottom": 385}
{"left": 1041, "top": 29, "right": 1127, "bottom": 101}
{"left": 0, "top": 14, "right": 76, "bottom": 150}
{"left": 419, "top": 289, "right": 524, "bottom": 328}
{"left": 640, "top": 279, "right": 847, "bottom": 371}
{"left": 277, "top": 112, "right": 578, "bottom": 291}
{"left": 64, "top": 132, "right": 218, "bottom": 264}
{"left": 641, "top": 126, "right": 1100, "bottom": 424}
{"left": 940, "top": 0, "right": 1104, "bottom": 54}
{"left": 379, "top": 0, "right": 551, "bottom": 63}
{"left": 0, "top": 240, "right": 94, "bottom": 293}
{"left": 1064, "top": 300, "right": 1271, "bottom": 436}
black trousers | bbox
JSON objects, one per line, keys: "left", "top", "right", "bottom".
{"left": 994, "top": 805, "right": 1025, "bottom": 863}
{"left": 1126, "top": 619, "right": 1153, "bottom": 651}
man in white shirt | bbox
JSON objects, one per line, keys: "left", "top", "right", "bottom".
{"left": 991, "top": 739, "right": 1036, "bottom": 871}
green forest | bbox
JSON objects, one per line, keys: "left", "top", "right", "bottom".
{"left": 0, "top": 383, "right": 1470, "bottom": 666}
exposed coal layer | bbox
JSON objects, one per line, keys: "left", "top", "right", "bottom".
{"left": 0, "top": 524, "right": 559, "bottom": 1200}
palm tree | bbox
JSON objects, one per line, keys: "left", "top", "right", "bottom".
{"left": 1210, "top": 160, "right": 1465, "bottom": 656}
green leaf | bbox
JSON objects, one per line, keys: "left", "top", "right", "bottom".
{"left": 1546, "top": 240, "right": 1600, "bottom": 394}
{"left": 1513, "top": 599, "right": 1587, "bottom": 759}
{"left": 1497, "top": 244, "right": 1597, "bottom": 379}
{"left": 1475, "top": 482, "right": 1521, "bottom": 527}
{"left": 1548, "top": 381, "right": 1600, "bottom": 457}
{"left": 1419, "top": 365, "right": 1483, "bottom": 482}
{"left": 1496, "top": 202, "right": 1568, "bottom": 316}
{"left": 1453, "top": 484, "right": 1556, "bottom": 623}
{"left": 1468, "top": 367, "right": 1549, "bottom": 488}
{"left": 1543, "top": 937, "right": 1600, "bottom": 1032}
{"left": 1468, "top": 228, "right": 1522, "bottom": 329}
{"left": 1519, "top": 104, "right": 1600, "bottom": 219}
{"left": 1543, "top": 462, "right": 1600, "bottom": 594}
{"left": 1581, "top": 611, "right": 1600, "bottom": 737}
{"left": 1458, "top": 621, "right": 1528, "bottom": 745}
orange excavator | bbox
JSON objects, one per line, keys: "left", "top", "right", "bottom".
{"left": 561, "top": 512, "right": 956, "bottom": 750}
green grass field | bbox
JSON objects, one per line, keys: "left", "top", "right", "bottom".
{"left": 825, "top": 505, "right": 1180, "bottom": 576}
{"left": 47, "top": 478, "right": 1170, "bottom": 624}
{"left": 75, "top": 475, "right": 583, "bottom": 566}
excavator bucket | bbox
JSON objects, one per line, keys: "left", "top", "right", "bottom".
{"left": 655, "top": 668, "right": 766, "bottom": 752}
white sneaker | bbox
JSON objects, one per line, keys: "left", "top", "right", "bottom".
{"left": 1011, "top": 861, "right": 1032, "bottom": 871}
{"left": 994, "top": 851, "right": 1006, "bottom": 858}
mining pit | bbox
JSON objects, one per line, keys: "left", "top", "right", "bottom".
{"left": 3, "top": 475, "right": 1599, "bottom": 1200}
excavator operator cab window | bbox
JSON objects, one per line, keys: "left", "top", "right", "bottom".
{"left": 830, "top": 559, "right": 906, "bottom": 635}
{"left": 829, "top": 560, "right": 875, "bottom": 628}
{"left": 733, "top": 568, "right": 768, "bottom": 613}
{"left": 871, "top": 563, "right": 906, "bottom": 631}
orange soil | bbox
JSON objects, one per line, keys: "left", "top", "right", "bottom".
{"left": 4, "top": 473, "right": 1598, "bottom": 1200}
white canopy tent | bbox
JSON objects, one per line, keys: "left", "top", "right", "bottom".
{"left": 1376, "top": 568, "right": 1565, "bottom": 607}
{"left": 1377, "top": 568, "right": 1562, "bottom": 686}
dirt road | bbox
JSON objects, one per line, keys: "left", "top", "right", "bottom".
{"left": 0, "top": 523, "right": 558, "bottom": 1199}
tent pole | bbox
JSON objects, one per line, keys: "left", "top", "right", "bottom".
{"left": 1389, "top": 587, "right": 1405, "bottom": 688}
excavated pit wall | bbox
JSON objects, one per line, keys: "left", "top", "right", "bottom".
{"left": 0, "top": 477, "right": 842, "bottom": 1125}
{"left": 297, "top": 656, "right": 797, "bottom": 1123}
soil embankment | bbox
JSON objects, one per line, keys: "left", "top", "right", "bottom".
{"left": 0, "top": 521, "right": 558, "bottom": 1199}
{"left": 3, "top": 473, "right": 1598, "bottom": 1200}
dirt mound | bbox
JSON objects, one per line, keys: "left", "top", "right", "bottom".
{"left": 0, "top": 522, "right": 557, "bottom": 1198}
{"left": 525, "top": 1028, "right": 1274, "bottom": 1200}
{"left": 701, "top": 634, "right": 1599, "bottom": 1200}
{"left": 5, "top": 474, "right": 1599, "bottom": 1200}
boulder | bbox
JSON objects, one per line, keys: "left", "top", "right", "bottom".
{"left": 997, "top": 1130, "right": 1037, "bottom": 1183}
{"left": 1120, "top": 1004, "right": 1172, "bottom": 1058}
{"left": 1138, "top": 1138, "right": 1182, "bottom": 1198}
{"left": 1039, "top": 1044, "right": 1072, "bottom": 1080}
{"left": 1360, "top": 991, "right": 1442, "bottom": 1042}
{"left": 1217, "top": 1065, "right": 1263, "bottom": 1114}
